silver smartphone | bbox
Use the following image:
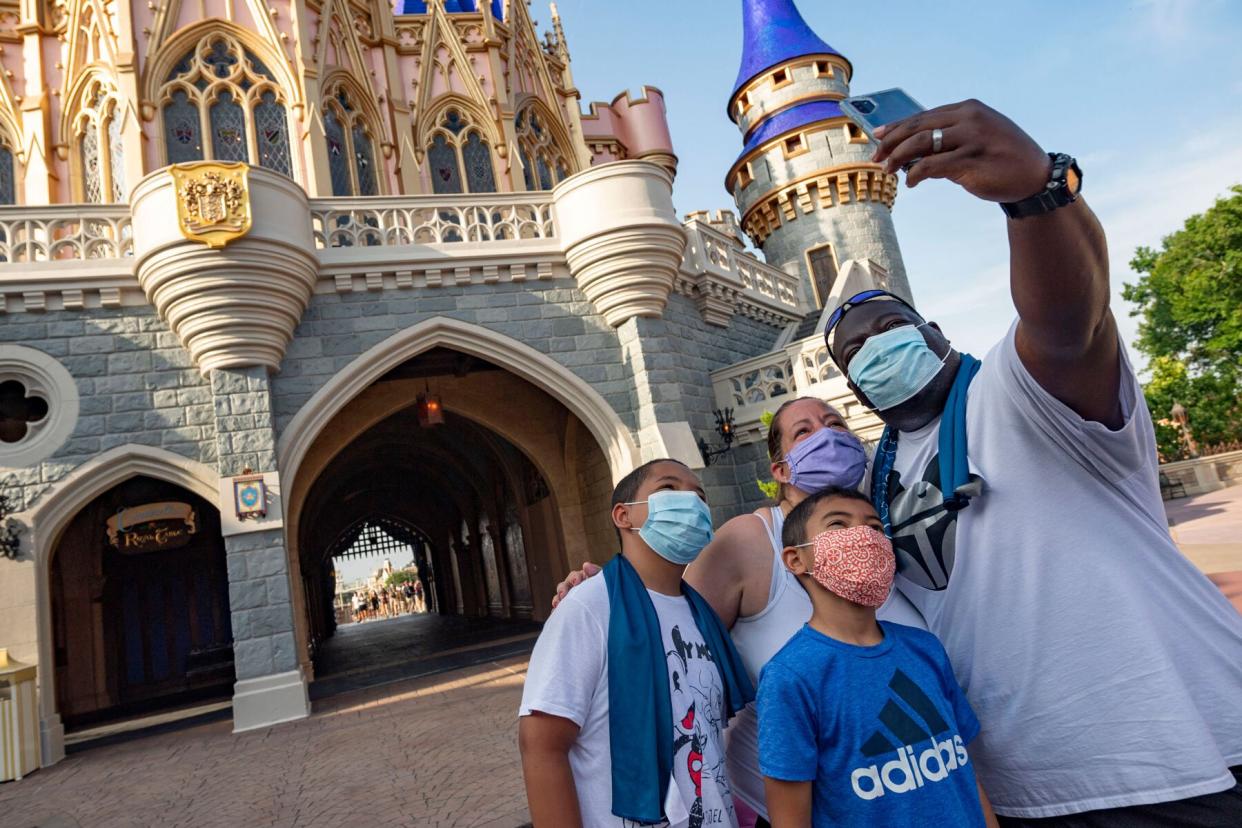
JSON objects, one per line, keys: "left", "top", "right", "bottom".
{"left": 840, "top": 88, "right": 926, "bottom": 143}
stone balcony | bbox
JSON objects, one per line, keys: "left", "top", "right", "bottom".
{"left": 711, "top": 331, "right": 882, "bottom": 446}
{"left": 0, "top": 191, "right": 803, "bottom": 330}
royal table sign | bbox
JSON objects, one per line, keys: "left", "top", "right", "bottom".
{"left": 106, "top": 502, "right": 198, "bottom": 553}
{"left": 233, "top": 474, "right": 268, "bottom": 520}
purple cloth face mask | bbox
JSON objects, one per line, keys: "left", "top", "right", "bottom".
{"left": 783, "top": 427, "right": 867, "bottom": 494}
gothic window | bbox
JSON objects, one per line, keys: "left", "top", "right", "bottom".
{"left": 0, "top": 139, "right": 14, "bottom": 205}
{"left": 72, "top": 80, "right": 124, "bottom": 203}
{"left": 322, "top": 83, "right": 383, "bottom": 196}
{"left": 806, "top": 244, "right": 839, "bottom": 308}
{"left": 514, "top": 104, "right": 570, "bottom": 192}
{"left": 158, "top": 35, "right": 293, "bottom": 178}
{"left": 424, "top": 108, "right": 496, "bottom": 195}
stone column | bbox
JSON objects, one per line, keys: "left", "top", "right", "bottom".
{"left": 618, "top": 316, "right": 707, "bottom": 470}
{"left": 211, "top": 366, "right": 310, "bottom": 732}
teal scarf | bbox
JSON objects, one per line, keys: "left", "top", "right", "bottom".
{"left": 603, "top": 554, "right": 754, "bottom": 823}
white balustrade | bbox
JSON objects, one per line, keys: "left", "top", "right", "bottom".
{"left": 310, "top": 194, "right": 555, "bottom": 249}
{"left": 0, "top": 205, "right": 133, "bottom": 262}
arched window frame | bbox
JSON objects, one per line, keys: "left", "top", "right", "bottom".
{"left": 156, "top": 34, "right": 294, "bottom": 178}
{"left": 424, "top": 107, "right": 497, "bottom": 195}
{"left": 514, "top": 101, "right": 572, "bottom": 192}
{"left": 69, "top": 77, "right": 126, "bottom": 204}
{"left": 0, "top": 129, "right": 18, "bottom": 206}
{"left": 321, "top": 80, "right": 383, "bottom": 197}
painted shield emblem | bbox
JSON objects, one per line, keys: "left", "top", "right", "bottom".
{"left": 170, "top": 161, "right": 252, "bottom": 248}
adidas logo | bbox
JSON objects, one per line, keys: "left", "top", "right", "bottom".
{"left": 849, "top": 668, "right": 970, "bottom": 800}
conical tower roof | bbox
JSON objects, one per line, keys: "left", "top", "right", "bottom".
{"left": 731, "top": 0, "right": 842, "bottom": 101}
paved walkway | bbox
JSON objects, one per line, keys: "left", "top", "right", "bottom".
{"left": 1, "top": 656, "right": 533, "bottom": 828}
{"left": 1166, "top": 483, "right": 1242, "bottom": 612}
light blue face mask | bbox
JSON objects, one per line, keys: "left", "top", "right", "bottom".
{"left": 626, "top": 490, "right": 714, "bottom": 565}
{"left": 848, "top": 322, "right": 949, "bottom": 411}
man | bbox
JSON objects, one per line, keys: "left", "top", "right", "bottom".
{"left": 824, "top": 100, "right": 1242, "bottom": 825}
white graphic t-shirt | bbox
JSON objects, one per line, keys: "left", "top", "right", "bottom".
{"left": 520, "top": 574, "right": 738, "bottom": 828}
{"left": 873, "top": 323, "right": 1242, "bottom": 818}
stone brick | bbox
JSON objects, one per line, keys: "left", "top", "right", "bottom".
{"left": 229, "top": 578, "right": 268, "bottom": 611}
{"left": 232, "top": 637, "right": 273, "bottom": 677}
{"left": 247, "top": 544, "right": 288, "bottom": 578}
{"left": 68, "top": 334, "right": 114, "bottom": 354}
{"left": 108, "top": 352, "right": 152, "bottom": 374}
{"left": 106, "top": 412, "right": 144, "bottom": 432}
{"left": 271, "top": 631, "right": 298, "bottom": 671}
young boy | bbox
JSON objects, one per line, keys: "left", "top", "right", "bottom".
{"left": 519, "top": 459, "right": 754, "bottom": 827}
{"left": 758, "top": 487, "right": 997, "bottom": 827}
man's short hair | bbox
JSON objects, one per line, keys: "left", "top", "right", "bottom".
{"left": 782, "top": 486, "right": 874, "bottom": 548}
{"left": 611, "top": 458, "right": 689, "bottom": 508}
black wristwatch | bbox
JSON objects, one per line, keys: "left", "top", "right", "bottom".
{"left": 1001, "top": 153, "right": 1082, "bottom": 219}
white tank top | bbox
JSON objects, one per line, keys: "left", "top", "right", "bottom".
{"left": 725, "top": 506, "right": 812, "bottom": 817}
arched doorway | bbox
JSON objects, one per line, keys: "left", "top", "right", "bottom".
{"left": 48, "top": 475, "right": 233, "bottom": 731}
{"left": 287, "top": 343, "right": 618, "bottom": 687}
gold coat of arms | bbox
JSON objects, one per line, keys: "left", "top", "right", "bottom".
{"left": 171, "top": 161, "right": 252, "bottom": 248}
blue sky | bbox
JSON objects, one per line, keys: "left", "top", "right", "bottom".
{"left": 552, "top": 0, "right": 1242, "bottom": 368}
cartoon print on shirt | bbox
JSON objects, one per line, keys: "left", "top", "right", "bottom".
{"left": 667, "top": 625, "right": 733, "bottom": 828}
{"left": 882, "top": 452, "right": 980, "bottom": 591}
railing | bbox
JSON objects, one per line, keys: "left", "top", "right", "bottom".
{"left": 712, "top": 333, "right": 884, "bottom": 442}
{"left": 309, "top": 194, "right": 556, "bottom": 249}
{"left": 681, "top": 218, "right": 801, "bottom": 315}
{"left": 0, "top": 205, "right": 133, "bottom": 262}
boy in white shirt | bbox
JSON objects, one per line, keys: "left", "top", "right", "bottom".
{"left": 519, "top": 459, "right": 754, "bottom": 827}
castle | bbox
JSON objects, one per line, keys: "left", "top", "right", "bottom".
{"left": 0, "top": 0, "right": 907, "bottom": 767}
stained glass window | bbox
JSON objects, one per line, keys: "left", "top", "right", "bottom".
{"left": 515, "top": 103, "right": 570, "bottom": 192}
{"left": 164, "top": 90, "right": 203, "bottom": 163}
{"left": 353, "top": 125, "right": 377, "bottom": 196}
{"left": 255, "top": 91, "right": 292, "bottom": 177}
{"left": 325, "top": 109, "right": 350, "bottom": 196}
{"left": 82, "top": 121, "right": 102, "bottom": 203}
{"left": 462, "top": 132, "right": 496, "bottom": 194}
{"left": 108, "top": 114, "right": 126, "bottom": 202}
{"left": 443, "top": 110, "right": 466, "bottom": 135}
{"left": 428, "top": 134, "right": 462, "bottom": 194}
{"left": 159, "top": 35, "right": 294, "bottom": 179}
{"left": 0, "top": 144, "right": 14, "bottom": 205}
{"left": 210, "top": 92, "right": 247, "bottom": 162}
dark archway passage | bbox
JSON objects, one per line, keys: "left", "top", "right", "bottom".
{"left": 49, "top": 476, "right": 233, "bottom": 730}
{"left": 294, "top": 347, "right": 612, "bottom": 692}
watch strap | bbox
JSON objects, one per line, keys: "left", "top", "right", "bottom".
{"left": 1001, "top": 153, "right": 1081, "bottom": 219}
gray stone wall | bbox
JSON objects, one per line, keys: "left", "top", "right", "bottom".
{"left": 223, "top": 528, "right": 300, "bottom": 679}
{"left": 0, "top": 307, "right": 216, "bottom": 512}
{"left": 273, "top": 280, "right": 635, "bottom": 436}
{"left": 210, "top": 366, "right": 278, "bottom": 477}
{"left": 661, "top": 294, "right": 785, "bottom": 522}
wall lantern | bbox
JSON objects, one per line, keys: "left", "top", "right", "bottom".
{"left": 698, "top": 407, "right": 735, "bottom": 467}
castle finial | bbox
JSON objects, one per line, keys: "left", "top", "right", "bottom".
{"left": 732, "top": 0, "right": 841, "bottom": 100}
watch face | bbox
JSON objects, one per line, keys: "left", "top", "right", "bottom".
{"left": 1067, "top": 166, "right": 1082, "bottom": 195}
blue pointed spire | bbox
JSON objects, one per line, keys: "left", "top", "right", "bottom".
{"left": 732, "top": 0, "right": 841, "bottom": 98}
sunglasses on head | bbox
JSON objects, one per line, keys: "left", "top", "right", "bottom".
{"left": 823, "top": 289, "right": 922, "bottom": 367}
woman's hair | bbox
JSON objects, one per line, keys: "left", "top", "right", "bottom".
{"left": 765, "top": 397, "right": 840, "bottom": 505}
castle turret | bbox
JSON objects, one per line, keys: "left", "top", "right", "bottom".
{"left": 726, "top": 0, "right": 911, "bottom": 311}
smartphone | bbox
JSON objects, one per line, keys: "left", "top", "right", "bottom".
{"left": 840, "top": 88, "right": 926, "bottom": 143}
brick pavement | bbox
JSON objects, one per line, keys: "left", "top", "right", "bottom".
{"left": 0, "top": 656, "right": 533, "bottom": 828}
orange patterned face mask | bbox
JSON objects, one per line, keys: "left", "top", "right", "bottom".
{"left": 797, "top": 525, "right": 895, "bottom": 608}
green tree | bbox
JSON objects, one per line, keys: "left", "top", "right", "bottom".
{"left": 1123, "top": 185, "right": 1242, "bottom": 459}
{"left": 385, "top": 570, "right": 417, "bottom": 588}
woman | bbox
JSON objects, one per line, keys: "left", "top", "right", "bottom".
{"left": 553, "top": 397, "right": 924, "bottom": 827}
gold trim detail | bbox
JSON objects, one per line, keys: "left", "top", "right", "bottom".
{"left": 171, "top": 162, "right": 252, "bottom": 249}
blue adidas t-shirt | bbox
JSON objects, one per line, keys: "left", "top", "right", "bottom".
{"left": 758, "top": 621, "right": 984, "bottom": 827}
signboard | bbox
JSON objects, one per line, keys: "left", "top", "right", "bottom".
{"left": 233, "top": 474, "right": 268, "bottom": 519}
{"left": 106, "top": 502, "right": 197, "bottom": 554}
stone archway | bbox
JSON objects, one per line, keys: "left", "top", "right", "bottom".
{"left": 19, "top": 445, "right": 221, "bottom": 766}
{"left": 284, "top": 338, "right": 620, "bottom": 683}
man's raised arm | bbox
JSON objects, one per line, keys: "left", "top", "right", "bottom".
{"left": 873, "top": 100, "right": 1121, "bottom": 427}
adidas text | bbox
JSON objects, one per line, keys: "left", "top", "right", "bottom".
{"left": 850, "top": 735, "right": 969, "bottom": 800}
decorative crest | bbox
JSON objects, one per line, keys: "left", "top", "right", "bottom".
{"left": 171, "top": 161, "right": 252, "bottom": 248}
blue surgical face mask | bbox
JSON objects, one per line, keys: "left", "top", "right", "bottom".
{"left": 848, "top": 322, "right": 949, "bottom": 411}
{"left": 625, "top": 490, "right": 714, "bottom": 565}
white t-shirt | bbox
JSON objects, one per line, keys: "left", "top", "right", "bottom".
{"left": 876, "top": 324, "right": 1242, "bottom": 818}
{"left": 520, "top": 574, "right": 739, "bottom": 828}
